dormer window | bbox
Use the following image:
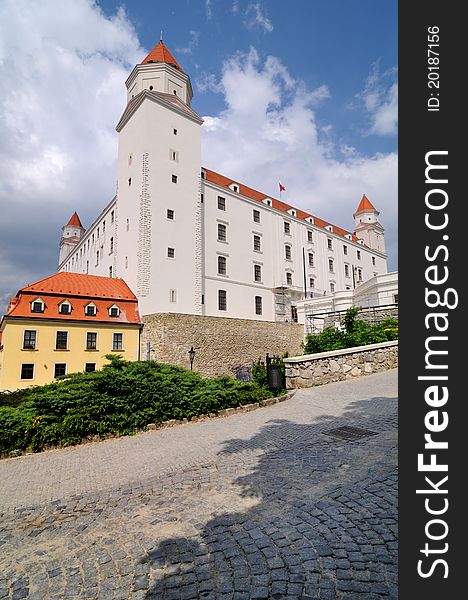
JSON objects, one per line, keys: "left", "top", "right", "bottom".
{"left": 307, "top": 217, "right": 314, "bottom": 224}
{"left": 229, "top": 183, "right": 239, "bottom": 192}
{"left": 263, "top": 198, "right": 272, "bottom": 206}
{"left": 326, "top": 225, "right": 333, "bottom": 232}
{"left": 288, "top": 209, "right": 296, "bottom": 217}
{"left": 31, "top": 298, "right": 44, "bottom": 313}
{"left": 109, "top": 305, "right": 120, "bottom": 318}
{"left": 85, "top": 303, "right": 97, "bottom": 317}
{"left": 59, "top": 301, "right": 71, "bottom": 315}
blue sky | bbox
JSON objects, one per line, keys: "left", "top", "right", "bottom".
{"left": 99, "top": 0, "right": 397, "bottom": 156}
{"left": 0, "top": 0, "right": 397, "bottom": 314}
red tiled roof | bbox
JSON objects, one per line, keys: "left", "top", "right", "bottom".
{"left": 5, "top": 272, "right": 141, "bottom": 325}
{"left": 355, "top": 194, "right": 377, "bottom": 214}
{"left": 66, "top": 212, "right": 83, "bottom": 228}
{"left": 203, "top": 168, "right": 361, "bottom": 243}
{"left": 141, "top": 41, "right": 185, "bottom": 73}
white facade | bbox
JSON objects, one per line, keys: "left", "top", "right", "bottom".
{"left": 58, "top": 41, "right": 389, "bottom": 325}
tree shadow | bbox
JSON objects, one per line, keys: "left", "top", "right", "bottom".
{"left": 144, "top": 395, "right": 398, "bottom": 599}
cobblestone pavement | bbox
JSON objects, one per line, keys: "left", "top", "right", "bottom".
{"left": 0, "top": 370, "right": 397, "bottom": 599}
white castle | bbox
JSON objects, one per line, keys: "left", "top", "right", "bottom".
{"left": 59, "top": 40, "right": 387, "bottom": 325}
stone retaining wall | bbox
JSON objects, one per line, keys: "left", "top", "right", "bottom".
{"left": 141, "top": 313, "right": 304, "bottom": 378}
{"left": 284, "top": 341, "right": 398, "bottom": 388}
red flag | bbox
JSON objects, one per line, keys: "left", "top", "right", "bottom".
{"left": 279, "top": 182, "right": 286, "bottom": 192}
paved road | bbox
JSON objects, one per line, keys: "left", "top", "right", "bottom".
{"left": 0, "top": 370, "right": 397, "bottom": 599}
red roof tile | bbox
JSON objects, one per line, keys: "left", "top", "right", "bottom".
{"left": 141, "top": 41, "right": 185, "bottom": 73}
{"left": 4, "top": 273, "right": 141, "bottom": 325}
{"left": 66, "top": 212, "right": 84, "bottom": 228}
{"left": 355, "top": 194, "right": 377, "bottom": 214}
{"left": 203, "top": 168, "right": 361, "bottom": 243}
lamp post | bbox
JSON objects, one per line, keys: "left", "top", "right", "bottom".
{"left": 188, "top": 346, "right": 196, "bottom": 370}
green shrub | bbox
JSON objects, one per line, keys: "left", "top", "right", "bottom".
{"left": 302, "top": 307, "right": 398, "bottom": 355}
{"left": 0, "top": 356, "right": 271, "bottom": 455}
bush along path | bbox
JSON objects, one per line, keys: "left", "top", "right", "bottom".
{"left": 0, "top": 355, "right": 278, "bottom": 457}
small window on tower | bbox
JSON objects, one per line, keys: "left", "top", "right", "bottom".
{"left": 167, "top": 247, "right": 175, "bottom": 259}
{"left": 167, "top": 209, "right": 175, "bottom": 220}
{"left": 172, "top": 174, "right": 178, "bottom": 184}
{"left": 149, "top": 85, "right": 153, "bottom": 91}
{"left": 173, "top": 128, "right": 178, "bottom": 135}
{"left": 128, "top": 177, "right": 132, "bottom": 186}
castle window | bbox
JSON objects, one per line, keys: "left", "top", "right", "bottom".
{"left": 20, "top": 364, "right": 34, "bottom": 380}
{"left": 327, "top": 238, "right": 333, "bottom": 250}
{"left": 59, "top": 301, "right": 71, "bottom": 315}
{"left": 357, "top": 268, "right": 363, "bottom": 282}
{"left": 85, "top": 303, "right": 96, "bottom": 317}
{"left": 307, "top": 230, "right": 313, "bottom": 242}
{"left": 112, "top": 333, "right": 123, "bottom": 351}
{"left": 149, "top": 85, "right": 153, "bottom": 91}
{"left": 330, "top": 283, "right": 335, "bottom": 293}
{"left": 253, "top": 235, "right": 261, "bottom": 252}
{"left": 128, "top": 178, "right": 132, "bottom": 186}
{"left": 328, "top": 259, "right": 334, "bottom": 273}
{"left": 169, "top": 289, "right": 177, "bottom": 303}
{"left": 372, "top": 256, "right": 376, "bottom": 266}
{"left": 109, "top": 266, "right": 113, "bottom": 278}
{"left": 284, "top": 221, "right": 291, "bottom": 234}
{"left": 31, "top": 299, "right": 44, "bottom": 313}
{"left": 255, "top": 296, "right": 263, "bottom": 316}
{"left": 286, "top": 272, "right": 293, "bottom": 286}
{"left": 308, "top": 253, "right": 314, "bottom": 267}
{"left": 309, "top": 277, "right": 315, "bottom": 289}
{"left": 254, "top": 264, "right": 262, "bottom": 282}
{"left": 344, "top": 264, "right": 350, "bottom": 278}
{"left": 86, "top": 260, "right": 89, "bottom": 274}
{"left": 167, "top": 209, "right": 175, "bottom": 220}
{"left": 217, "top": 223, "right": 227, "bottom": 242}
{"left": 253, "top": 209, "right": 260, "bottom": 223}
{"left": 23, "top": 330, "right": 37, "bottom": 350}
{"left": 97, "top": 227, "right": 100, "bottom": 238}
{"left": 111, "top": 210, "right": 114, "bottom": 223}
{"left": 85, "top": 363, "right": 96, "bottom": 372}
{"left": 357, "top": 250, "right": 361, "bottom": 260}
{"left": 102, "top": 221, "right": 105, "bottom": 233}
{"left": 217, "top": 255, "right": 227, "bottom": 275}
{"left": 285, "top": 244, "right": 292, "bottom": 260}
{"left": 96, "top": 251, "right": 99, "bottom": 265}
{"left": 55, "top": 331, "right": 68, "bottom": 350}
{"left": 173, "top": 128, "right": 178, "bottom": 135}
{"left": 217, "top": 196, "right": 226, "bottom": 211}
{"left": 86, "top": 332, "right": 97, "bottom": 350}
{"left": 109, "top": 237, "right": 114, "bottom": 254}
{"left": 125, "top": 256, "right": 128, "bottom": 269}
{"left": 291, "top": 306, "right": 298, "bottom": 323}
{"left": 167, "top": 247, "right": 175, "bottom": 259}
{"left": 54, "top": 363, "right": 67, "bottom": 378}
{"left": 170, "top": 150, "right": 178, "bottom": 161}
{"left": 218, "top": 290, "right": 227, "bottom": 311}
{"left": 126, "top": 218, "right": 130, "bottom": 231}
{"left": 172, "top": 174, "right": 178, "bottom": 184}
{"left": 343, "top": 245, "right": 348, "bottom": 255}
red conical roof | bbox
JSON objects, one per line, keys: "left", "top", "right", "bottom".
{"left": 66, "top": 212, "right": 83, "bottom": 228}
{"left": 355, "top": 194, "right": 377, "bottom": 214}
{"left": 141, "top": 41, "right": 185, "bottom": 73}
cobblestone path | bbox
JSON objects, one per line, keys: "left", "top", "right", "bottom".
{"left": 0, "top": 370, "right": 397, "bottom": 599}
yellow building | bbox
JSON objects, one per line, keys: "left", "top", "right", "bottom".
{"left": 0, "top": 272, "right": 142, "bottom": 391}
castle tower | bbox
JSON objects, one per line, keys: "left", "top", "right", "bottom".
{"left": 59, "top": 212, "right": 85, "bottom": 265}
{"left": 353, "top": 195, "right": 386, "bottom": 255}
{"left": 114, "top": 39, "right": 203, "bottom": 316}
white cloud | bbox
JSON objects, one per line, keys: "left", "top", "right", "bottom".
{"left": 205, "top": 0, "right": 213, "bottom": 20}
{"left": 244, "top": 3, "right": 274, "bottom": 33}
{"left": 200, "top": 49, "right": 397, "bottom": 270}
{"left": 0, "top": 0, "right": 144, "bottom": 312}
{"left": 359, "top": 63, "right": 398, "bottom": 136}
{"left": 176, "top": 30, "right": 200, "bottom": 55}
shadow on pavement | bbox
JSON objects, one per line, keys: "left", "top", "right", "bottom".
{"left": 144, "top": 396, "right": 398, "bottom": 599}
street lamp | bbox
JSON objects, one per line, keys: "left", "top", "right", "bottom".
{"left": 188, "top": 346, "right": 196, "bottom": 370}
